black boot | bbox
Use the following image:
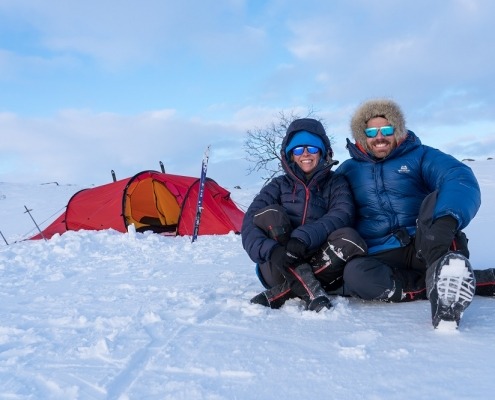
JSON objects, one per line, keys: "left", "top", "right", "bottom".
{"left": 290, "top": 263, "right": 332, "bottom": 312}
{"left": 474, "top": 268, "right": 495, "bottom": 296}
{"left": 250, "top": 280, "right": 294, "bottom": 309}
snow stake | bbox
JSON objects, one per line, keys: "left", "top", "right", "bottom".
{"left": 0, "top": 230, "right": 8, "bottom": 245}
{"left": 24, "top": 206, "right": 47, "bottom": 241}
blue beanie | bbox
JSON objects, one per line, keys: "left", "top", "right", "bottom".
{"left": 285, "top": 131, "right": 326, "bottom": 156}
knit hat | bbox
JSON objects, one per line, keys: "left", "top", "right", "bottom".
{"left": 350, "top": 99, "right": 408, "bottom": 148}
{"left": 285, "top": 130, "right": 326, "bottom": 156}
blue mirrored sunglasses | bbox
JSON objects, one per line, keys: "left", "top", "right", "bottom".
{"left": 292, "top": 146, "right": 320, "bottom": 156}
{"left": 364, "top": 125, "right": 395, "bottom": 138}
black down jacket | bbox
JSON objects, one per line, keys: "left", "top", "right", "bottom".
{"left": 241, "top": 118, "right": 355, "bottom": 264}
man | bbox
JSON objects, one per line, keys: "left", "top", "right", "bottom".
{"left": 337, "top": 98, "right": 495, "bottom": 328}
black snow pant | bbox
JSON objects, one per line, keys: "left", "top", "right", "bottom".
{"left": 253, "top": 205, "right": 367, "bottom": 292}
{"left": 343, "top": 242, "right": 430, "bottom": 302}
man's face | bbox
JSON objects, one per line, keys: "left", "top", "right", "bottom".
{"left": 365, "top": 117, "right": 398, "bottom": 159}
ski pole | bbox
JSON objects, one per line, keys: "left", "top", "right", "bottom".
{"left": 191, "top": 145, "right": 210, "bottom": 243}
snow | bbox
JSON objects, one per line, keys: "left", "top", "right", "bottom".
{"left": 1, "top": 160, "right": 495, "bottom": 400}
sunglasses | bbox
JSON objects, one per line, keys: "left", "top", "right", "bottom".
{"left": 292, "top": 146, "right": 320, "bottom": 156}
{"left": 364, "top": 125, "right": 395, "bottom": 138}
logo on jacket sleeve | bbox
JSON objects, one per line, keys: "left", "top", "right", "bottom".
{"left": 398, "top": 165, "right": 411, "bottom": 174}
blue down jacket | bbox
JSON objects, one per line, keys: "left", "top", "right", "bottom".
{"left": 336, "top": 131, "right": 481, "bottom": 254}
{"left": 241, "top": 125, "right": 355, "bottom": 265}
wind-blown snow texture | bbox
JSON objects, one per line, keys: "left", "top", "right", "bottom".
{"left": 1, "top": 160, "right": 494, "bottom": 400}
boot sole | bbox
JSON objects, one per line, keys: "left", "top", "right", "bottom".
{"left": 432, "top": 253, "right": 475, "bottom": 328}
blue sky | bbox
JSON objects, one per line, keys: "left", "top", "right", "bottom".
{"left": 1, "top": 0, "right": 494, "bottom": 187}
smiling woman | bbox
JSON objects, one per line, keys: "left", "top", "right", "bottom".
{"left": 241, "top": 118, "right": 366, "bottom": 312}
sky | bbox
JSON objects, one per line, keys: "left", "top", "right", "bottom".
{"left": 0, "top": 160, "right": 494, "bottom": 399}
{"left": 1, "top": 0, "right": 495, "bottom": 188}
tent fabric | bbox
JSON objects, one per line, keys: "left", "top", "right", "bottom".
{"left": 31, "top": 171, "right": 245, "bottom": 240}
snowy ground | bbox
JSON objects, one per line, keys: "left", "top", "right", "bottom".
{"left": 1, "top": 160, "right": 494, "bottom": 400}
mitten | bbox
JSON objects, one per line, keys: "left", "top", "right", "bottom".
{"left": 416, "top": 216, "right": 457, "bottom": 265}
{"left": 270, "top": 239, "right": 307, "bottom": 276}
{"left": 285, "top": 238, "right": 308, "bottom": 267}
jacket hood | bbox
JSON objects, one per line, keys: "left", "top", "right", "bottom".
{"left": 351, "top": 99, "right": 408, "bottom": 148}
{"left": 281, "top": 118, "right": 337, "bottom": 167}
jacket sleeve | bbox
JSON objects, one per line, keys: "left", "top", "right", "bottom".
{"left": 241, "top": 179, "right": 282, "bottom": 264}
{"left": 420, "top": 147, "right": 481, "bottom": 229}
{"left": 291, "top": 173, "right": 355, "bottom": 251}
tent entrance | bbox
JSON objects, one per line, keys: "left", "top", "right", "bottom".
{"left": 124, "top": 178, "right": 181, "bottom": 234}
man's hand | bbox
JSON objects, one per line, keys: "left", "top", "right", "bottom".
{"left": 416, "top": 216, "right": 457, "bottom": 265}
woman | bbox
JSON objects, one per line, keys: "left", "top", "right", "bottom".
{"left": 241, "top": 118, "right": 366, "bottom": 312}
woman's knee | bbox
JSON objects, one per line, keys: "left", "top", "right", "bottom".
{"left": 328, "top": 227, "right": 368, "bottom": 260}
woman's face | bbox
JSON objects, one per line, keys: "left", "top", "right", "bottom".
{"left": 292, "top": 147, "right": 321, "bottom": 174}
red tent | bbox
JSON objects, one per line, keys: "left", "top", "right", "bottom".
{"left": 31, "top": 171, "right": 245, "bottom": 240}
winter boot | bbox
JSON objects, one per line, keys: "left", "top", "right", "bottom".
{"left": 250, "top": 280, "right": 294, "bottom": 309}
{"left": 474, "top": 268, "right": 495, "bottom": 296}
{"left": 427, "top": 252, "right": 476, "bottom": 329}
{"left": 290, "top": 263, "right": 332, "bottom": 312}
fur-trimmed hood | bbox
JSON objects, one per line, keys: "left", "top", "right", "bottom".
{"left": 351, "top": 99, "right": 408, "bottom": 148}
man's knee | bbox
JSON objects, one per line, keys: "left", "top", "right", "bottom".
{"left": 343, "top": 257, "right": 395, "bottom": 301}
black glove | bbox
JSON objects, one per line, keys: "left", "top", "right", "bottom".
{"left": 270, "top": 239, "right": 307, "bottom": 275}
{"left": 416, "top": 216, "right": 457, "bottom": 265}
{"left": 285, "top": 238, "right": 308, "bottom": 265}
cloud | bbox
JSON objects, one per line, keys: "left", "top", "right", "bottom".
{"left": 278, "top": 0, "right": 495, "bottom": 121}
{"left": 0, "top": 107, "right": 269, "bottom": 187}
{"left": 1, "top": 0, "right": 495, "bottom": 187}
{"left": 0, "top": 0, "right": 269, "bottom": 70}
